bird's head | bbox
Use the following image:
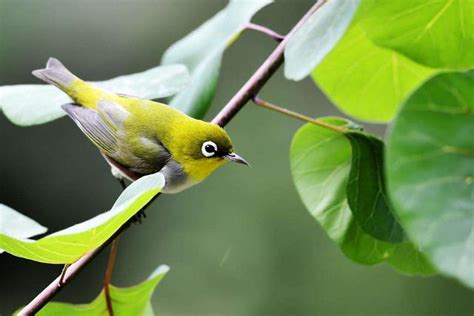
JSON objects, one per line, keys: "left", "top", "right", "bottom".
{"left": 170, "top": 120, "right": 248, "bottom": 181}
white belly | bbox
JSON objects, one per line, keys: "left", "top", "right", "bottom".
{"left": 108, "top": 157, "right": 200, "bottom": 194}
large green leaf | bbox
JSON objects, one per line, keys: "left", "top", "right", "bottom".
{"left": 0, "top": 64, "right": 189, "bottom": 126}
{"left": 284, "top": 0, "right": 360, "bottom": 80}
{"left": 161, "top": 0, "right": 272, "bottom": 118}
{"left": 386, "top": 71, "right": 474, "bottom": 287}
{"left": 345, "top": 132, "right": 404, "bottom": 243}
{"left": 18, "top": 265, "right": 169, "bottom": 315}
{"left": 0, "top": 172, "right": 164, "bottom": 264}
{"left": 0, "top": 203, "right": 47, "bottom": 253}
{"left": 312, "top": 25, "right": 436, "bottom": 122}
{"left": 291, "top": 120, "right": 435, "bottom": 275}
{"left": 360, "top": 0, "right": 474, "bottom": 69}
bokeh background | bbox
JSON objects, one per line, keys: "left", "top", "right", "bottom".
{"left": 1, "top": 1, "right": 473, "bottom": 315}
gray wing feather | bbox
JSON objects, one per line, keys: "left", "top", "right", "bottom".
{"left": 97, "top": 100, "right": 130, "bottom": 128}
{"left": 62, "top": 103, "right": 117, "bottom": 154}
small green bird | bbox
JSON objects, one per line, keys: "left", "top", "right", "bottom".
{"left": 33, "top": 58, "right": 248, "bottom": 193}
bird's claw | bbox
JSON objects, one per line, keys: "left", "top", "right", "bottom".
{"left": 131, "top": 209, "right": 147, "bottom": 224}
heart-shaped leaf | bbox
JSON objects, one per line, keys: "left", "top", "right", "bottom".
{"left": 0, "top": 64, "right": 189, "bottom": 126}
{"left": 284, "top": 0, "right": 360, "bottom": 80}
{"left": 345, "top": 132, "right": 405, "bottom": 243}
{"left": 360, "top": 0, "right": 474, "bottom": 69}
{"left": 0, "top": 204, "right": 47, "bottom": 253}
{"left": 387, "top": 71, "right": 474, "bottom": 287}
{"left": 17, "top": 265, "right": 169, "bottom": 315}
{"left": 161, "top": 0, "right": 272, "bottom": 118}
{"left": 0, "top": 172, "right": 164, "bottom": 264}
{"left": 291, "top": 119, "right": 435, "bottom": 275}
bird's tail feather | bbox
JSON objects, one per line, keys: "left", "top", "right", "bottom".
{"left": 32, "top": 57, "right": 77, "bottom": 90}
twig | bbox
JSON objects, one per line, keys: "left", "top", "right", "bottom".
{"left": 245, "top": 23, "right": 284, "bottom": 42}
{"left": 212, "top": 0, "right": 327, "bottom": 126}
{"left": 252, "top": 96, "right": 347, "bottom": 133}
{"left": 58, "top": 264, "right": 70, "bottom": 286}
{"left": 19, "top": 1, "right": 327, "bottom": 314}
{"left": 104, "top": 238, "right": 119, "bottom": 316}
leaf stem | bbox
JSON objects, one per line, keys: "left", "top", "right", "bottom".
{"left": 245, "top": 23, "right": 284, "bottom": 42}
{"left": 252, "top": 96, "right": 347, "bottom": 133}
{"left": 58, "top": 264, "right": 70, "bottom": 286}
{"left": 104, "top": 238, "right": 119, "bottom": 316}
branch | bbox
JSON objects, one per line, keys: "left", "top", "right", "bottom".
{"left": 104, "top": 238, "right": 119, "bottom": 316}
{"left": 245, "top": 23, "right": 284, "bottom": 42}
{"left": 19, "top": 1, "right": 327, "bottom": 314}
{"left": 212, "top": 0, "right": 327, "bottom": 126}
{"left": 252, "top": 96, "right": 347, "bottom": 133}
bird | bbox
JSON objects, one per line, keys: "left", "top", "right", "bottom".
{"left": 32, "top": 58, "right": 248, "bottom": 193}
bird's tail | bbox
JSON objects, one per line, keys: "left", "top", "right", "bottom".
{"left": 32, "top": 58, "right": 108, "bottom": 109}
{"left": 32, "top": 57, "right": 77, "bottom": 91}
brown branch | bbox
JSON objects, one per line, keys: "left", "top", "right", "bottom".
{"left": 19, "top": 1, "right": 327, "bottom": 315}
{"left": 104, "top": 238, "right": 119, "bottom": 316}
{"left": 212, "top": 0, "right": 327, "bottom": 126}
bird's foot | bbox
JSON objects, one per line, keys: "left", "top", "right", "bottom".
{"left": 131, "top": 209, "right": 147, "bottom": 224}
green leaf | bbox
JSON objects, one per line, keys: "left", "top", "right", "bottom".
{"left": 0, "top": 204, "right": 47, "bottom": 253}
{"left": 18, "top": 265, "right": 169, "bottom": 315}
{"left": 386, "top": 71, "right": 474, "bottom": 287}
{"left": 387, "top": 243, "right": 436, "bottom": 276}
{"left": 0, "top": 172, "right": 164, "bottom": 264}
{"left": 0, "top": 64, "right": 189, "bottom": 126}
{"left": 360, "top": 0, "right": 474, "bottom": 69}
{"left": 284, "top": 0, "right": 360, "bottom": 80}
{"left": 161, "top": 0, "right": 272, "bottom": 118}
{"left": 345, "top": 132, "right": 404, "bottom": 243}
{"left": 312, "top": 25, "right": 437, "bottom": 122}
{"left": 291, "top": 120, "right": 435, "bottom": 275}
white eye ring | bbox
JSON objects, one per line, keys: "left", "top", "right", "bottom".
{"left": 201, "top": 141, "right": 218, "bottom": 157}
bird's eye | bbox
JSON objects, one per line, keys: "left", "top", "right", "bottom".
{"left": 201, "top": 141, "right": 218, "bottom": 157}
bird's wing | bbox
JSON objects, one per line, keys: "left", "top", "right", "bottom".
{"left": 63, "top": 100, "right": 172, "bottom": 175}
{"left": 62, "top": 103, "right": 119, "bottom": 155}
{"left": 96, "top": 100, "right": 130, "bottom": 128}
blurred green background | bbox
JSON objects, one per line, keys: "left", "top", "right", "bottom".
{"left": 1, "top": 1, "right": 473, "bottom": 315}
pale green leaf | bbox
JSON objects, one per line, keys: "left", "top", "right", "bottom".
{"left": 284, "top": 0, "right": 360, "bottom": 80}
{"left": 312, "top": 25, "right": 437, "bottom": 122}
{"left": 291, "top": 120, "right": 435, "bottom": 274}
{"left": 0, "top": 64, "right": 189, "bottom": 126}
{"left": 0, "top": 204, "right": 47, "bottom": 253}
{"left": 162, "top": 0, "right": 272, "bottom": 118}
{"left": 387, "top": 71, "right": 474, "bottom": 287}
{"left": 360, "top": 0, "right": 474, "bottom": 69}
{"left": 0, "top": 172, "right": 164, "bottom": 264}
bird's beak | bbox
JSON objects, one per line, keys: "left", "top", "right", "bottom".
{"left": 224, "top": 153, "right": 249, "bottom": 166}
